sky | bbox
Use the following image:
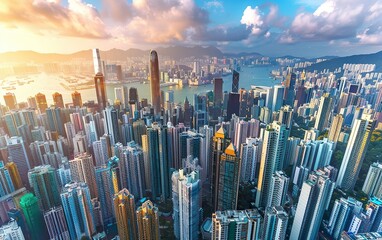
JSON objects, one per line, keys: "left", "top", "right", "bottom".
{"left": 0, "top": 0, "right": 382, "bottom": 57}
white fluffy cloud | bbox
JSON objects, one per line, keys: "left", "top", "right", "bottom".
{"left": 0, "top": 0, "right": 109, "bottom": 38}
{"left": 283, "top": 0, "right": 382, "bottom": 44}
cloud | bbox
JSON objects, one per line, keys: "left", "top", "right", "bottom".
{"left": 0, "top": 0, "right": 109, "bottom": 38}
{"left": 103, "top": 0, "right": 209, "bottom": 44}
{"left": 283, "top": 0, "right": 382, "bottom": 44}
{"left": 204, "top": 1, "right": 223, "bottom": 9}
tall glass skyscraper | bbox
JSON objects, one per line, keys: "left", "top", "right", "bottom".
{"left": 216, "top": 143, "right": 241, "bottom": 211}
{"left": 149, "top": 50, "right": 161, "bottom": 115}
{"left": 172, "top": 169, "right": 201, "bottom": 240}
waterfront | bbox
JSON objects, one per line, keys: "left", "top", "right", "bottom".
{"left": 0, "top": 65, "right": 280, "bottom": 105}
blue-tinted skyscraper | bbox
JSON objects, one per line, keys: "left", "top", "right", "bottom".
{"left": 95, "top": 165, "right": 115, "bottom": 225}
{"left": 6, "top": 136, "right": 32, "bottom": 186}
{"left": 172, "top": 169, "right": 201, "bottom": 240}
{"left": 60, "top": 182, "right": 96, "bottom": 239}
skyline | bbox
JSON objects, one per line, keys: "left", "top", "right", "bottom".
{"left": 0, "top": 0, "right": 381, "bottom": 57}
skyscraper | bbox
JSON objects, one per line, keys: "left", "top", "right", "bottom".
{"left": 92, "top": 48, "right": 102, "bottom": 75}
{"left": 240, "top": 138, "right": 262, "bottom": 183}
{"left": 94, "top": 72, "right": 107, "bottom": 111}
{"left": 43, "top": 206, "right": 70, "bottom": 240}
{"left": 267, "top": 171, "right": 289, "bottom": 207}
{"left": 3, "top": 92, "right": 17, "bottom": 110}
{"left": 103, "top": 106, "right": 121, "bottom": 145}
{"left": 35, "top": 93, "right": 48, "bottom": 113}
{"left": 212, "top": 127, "right": 230, "bottom": 210}
{"left": 216, "top": 143, "right": 241, "bottom": 211}
{"left": 4, "top": 162, "right": 23, "bottom": 190}
{"left": 272, "top": 85, "right": 285, "bottom": 113}
{"left": 172, "top": 169, "right": 201, "bottom": 240}
{"left": 28, "top": 165, "right": 60, "bottom": 211}
{"left": 256, "top": 122, "right": 288, "bottom": 208}
{"left": 0, "top": 161, "right": 16, "bottom": 196}
{"left": 290, "top": 170, "right": 335, "bottom": 240}
{"left": 19, "top": 193, "right": 48, "bottom": 240}
{"left": 214, "top": 77, "right": 223, "bottom": 107}
{"left": 71, "top": 91, "right": 82, "bottom": 107}
{"left": 69, "top": 154, "right": 98, "bottom": 198}
{"left": 328, "top": 114, "right": 344, "bottom": 143}
{"left": 314, "top": 93, "right": 333, "bottom": 132}
{"left": 232, "top": 70, "right": 240, "bottom": 93}
{"left": 362, "top": 162, "right": 382, "bottom": 198}
{"left": 212, "top": 209, "right": 262, "bottom": 240}
{"left": 0, "top": 218, "right": 25, "bottom": 240}
{"left": 337, "top": 118, "right": 373, "bottom": 190}
{"left": 326, "top": 197, "right": 362, "bottom": 240}
{"left": 114, "top": 188, "right": 137, "bottom": 240}
{"left": 149, "top": 50, "right": 161, "bottom": 115}
{"left": 52, "top": 92, "right": 64, "bottom": 108}
{"left": 95, "top": 165, "right": 115, "bottom": 224}
{"left": 262, "top": 206, "right": 289, "bottom": 240}
{"left": 122, "top": 141, "right": 146, "bottom": 199}
{"left": 60, "top": 182, "right": 96, "bottom": 239}
{"left": 6, "top": 136, "right": 32, "bottom": 186}
{"left": 136, "top": 200, "right": 160, "bottom": 240}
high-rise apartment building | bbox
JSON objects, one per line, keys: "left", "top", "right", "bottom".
{"left": 363, "top": 162, "right": 382, "bottom": 198}
{"left": 43, "top": 206, "right": 70, "bottom": 240}
{"left": 326, "top": 197, "right": 362, "bottom": 239}
{"left": 267, "top": 171, "right": 289, "bottom": 207}
{"left": 290, "top": 170, "right": 335, "bottom": 240}
{"left": 256, "top": 122, "right": 288, "bottom": 208}
{"left": 71, "top": 91, "right": 82, "bottom": 107}
{"left": 262, "top": 206, "right": 289, "bottom": 240}
{"left": 35, "top": 93, "right": 48, "bottom": 113}
{"left": 95, "top": 165, "right": 115, "bottom": 224}
{"left": 28, "top": 165, "right": 60, "bottom": 211}
{"left": 337, "top": 118, "right": 373, "bottom": 190}
{"left": 114, "top": 188, "right": 137, "bottom": 240}
{"left": 52, "top": 92, "right": 64, "bottom": 108}
{"left": 4, "top": 92, "right": 17, "bottom": 110}
{"left": 6, "top": 136, "right": 32, "bottom": 186}
{"left": 136, "top": 200, "right": 160, "bottom": 240}
{"left": 172, "top": 169, "right": 201, "bottom": 240}
{"left": 240, "top": 138, "right": 261, "bottom": 183}
{"left": 0, "top": 219, "right": 25, "bottom": 240}
{"left": 328, "top": 114, "right": 344, "bottom": 142}
{"left": 212, "top": 209, "right": 262, "bottom": 240}
{"left": 20, "top": 193, "right": 48, "bottom": 240}
{"left": 314, "top": 93, "right": 333, "bottom": 132}
{"left": 60, "top": 182, "right": 96, "bottom": 239}
{"left": 69, "top": 154, "right": 98, "bottom": 198}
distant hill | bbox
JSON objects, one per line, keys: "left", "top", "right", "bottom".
{"left": 0, "top": 46, "right": 225, "bottom": 63}
{"left": 305, "top": 51, "right": 382, "bottom": 72}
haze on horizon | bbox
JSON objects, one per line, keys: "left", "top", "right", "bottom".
{"left": 0, "top": 0, "right": 382, "bottom": 57}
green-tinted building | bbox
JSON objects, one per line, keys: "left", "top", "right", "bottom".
{"left": 28, "top": 165, "right": 61, "bottom": 211}
{"left": 20, "top": 193, "right": 48, "bottom": 240}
